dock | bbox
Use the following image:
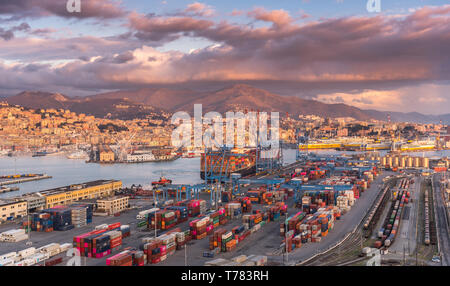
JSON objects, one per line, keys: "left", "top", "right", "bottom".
{"left": 0, "top": 174, "right": 52, "bottom": 186}
{"left": 0, "top": 187, "right": 19, "bottom": 194}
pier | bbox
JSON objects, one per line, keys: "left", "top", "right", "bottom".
{"left": 0, "top": 174, "right": 52, "bottom": 186}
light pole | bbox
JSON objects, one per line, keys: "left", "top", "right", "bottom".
{"left": 184, "top": 241, "right": 187, "bottom": 266}
{"left": 154, "top": 195, "right": 157, "bottom": 239}
{"left": 284, "top": 212, "right": 288, "bottom": 265}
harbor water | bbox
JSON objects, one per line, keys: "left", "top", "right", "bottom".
{"left": 0, "top": 149, "right": 448, "bottom": 198}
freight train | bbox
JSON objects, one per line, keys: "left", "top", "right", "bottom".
{"left": 374, "top": 178, "right": 411, "bottom": 249}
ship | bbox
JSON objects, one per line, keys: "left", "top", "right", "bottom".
{"left": 365, "top": 143, "right": 391, "bottom": 151}
{"left": 400, "top": 140, "right": 436, "bottom": 151}
{"left": 32, "top": 151, "right": 48, "bottom": 157}
{"left": 200, "top": 148, "right": 256, "bottom": 180}
{"left": 360, "top": 142, "right": 392, "bottom": 151}
{"left": 67, "top": 151, "right": 89, "bottom": 160}
{"left": 299, "top": 139, "right": 342, "bottom": 150}
{"left": 151, "top": 176, "right": 172, "bottom": 186}
{"left": 0, "top": 150, "right": 9, "bottom": 157}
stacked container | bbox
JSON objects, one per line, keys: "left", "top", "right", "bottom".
{"left": 71, "top": 207, "right": 87, "bottom": 228}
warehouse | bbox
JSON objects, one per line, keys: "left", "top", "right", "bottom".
{"left": 14, "top": 193, "right": 46, "bottom": 212}
{"left": 39, "top": 180, "right": 122, "bottom": 208}
{"left": 97, "top": 196, "right": 129, "bottom": 215}
{"left": 0, "top": 199, "right": 27, "bottom": 224}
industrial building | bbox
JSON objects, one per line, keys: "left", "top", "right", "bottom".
{"left": 96, "top": 196, "right": 129, "bottom": 215}
{"left": 0, "top": 199, "right": 27, "bottom": 224}
{"left": 39, "top": 180, "right": 122, "bottom": 208}
{"left": 381, "top": 154, "right": 430, "bottom": 169}
{"left": 98, "top": 145, "right": 115, "bottom": 162}
{"left": 14, "top": 193, "right": 46, "bottom": 212}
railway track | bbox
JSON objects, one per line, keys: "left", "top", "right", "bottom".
{"left": 299, "top": 177, "right": 399, "bottom": 266}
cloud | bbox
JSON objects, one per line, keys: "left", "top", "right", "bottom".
{"left": 247, "top": 7, "right": 293, "bottom": 28}
{"left": 0, "top": 0, "right": 126, "bottom": 21}
{"left": 315, "top": 84, "right": 450, "bottom": 114}
{"left": 184, "top": 2, "right": 215, "bottom": 17}
{"left": 0, "top": 35, "right": 141, "bottom": 62}
{"left": 128, "top": 11, "right": 214, "bottom": 42}
{"left": 0, "top": 22, "right": 30, "bottom": 40}
{"left": 1, "top": 5, "right": 450, "bottom": 114}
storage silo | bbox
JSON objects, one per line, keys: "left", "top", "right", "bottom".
{"left": 414, "top": 157, "right": 420, "bottom": 168}
{"left": 407, "top": 157, "right": 413, "bottom": 168}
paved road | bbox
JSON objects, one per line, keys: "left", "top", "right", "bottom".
{"left": 432, "top": 173, "right": 450, "bottom": 266}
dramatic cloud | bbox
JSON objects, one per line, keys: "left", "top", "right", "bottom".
{"left": 1, "top": 4, "right": 450, "bottom": 114}
{"left": 127, "top": 5, "right": 450, "bottom": 84}
{"left": 129, "top": 11, "right": 214, "bottom": 42}
{"left": 315, "top": 84, "right": 450, "bottom": 115}
{"left": 0, "top": 0, "right": 126, "bottom": 20}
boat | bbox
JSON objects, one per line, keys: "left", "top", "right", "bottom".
{"left": 182, "top": 150, "right": 203, "bottom": 158}
{"left": 361, "top": 142, "right": 392, "bottom": 151}
{"left": 151, "top": 176, "right": 172, "bottom": 186}
{"left": 32, "top": 151, "right": 48, "bottom": 157}
{"left": 400, "top": 140, "right": 436, "bottom": 151}
{"left": 0, "top": 150, "right": 10, "bottom": 157}
{"left": 67, "top": 151, "right": 89, "bottom": 160}
{"left": 299, "top": 139, "right": 342, "bottom": 150}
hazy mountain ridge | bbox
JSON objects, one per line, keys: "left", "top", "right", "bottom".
{"left": 4, "top": 86, "right": 449, "bottom": 124}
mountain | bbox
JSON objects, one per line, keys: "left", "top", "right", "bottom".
{"left": 88, "top": 84, "right": 375, "bottom": 120}
{"left": 4, "top": 85, "right": 450, "bottom": 123}
{"left": 6, "top": 91, "right": 71, "bottom": 109}
{"left": 4, "top": 91, "right": 168, "bottom": 120}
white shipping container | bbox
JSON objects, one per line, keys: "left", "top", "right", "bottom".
{"left": 41, "top": 243, "right": 60, "bottom": 253}
{"left": 0, "top": 258, "right": 14, "bottom": 266}
{"left": 1, "top": 229, "right": 25, "bottom": 237}
{"left": 95, "top": 224, "right": 109, "bottom": 230}
{"left": 60, "top": 243, "right": 71, "bottom": 252}
{"left": 18, "top": 247, "right": 36, "bottom": 258}
{"left": 22, "top": 258, "right": 36, "bottom": 266}
{"left": 0, "top": 252, "right": 16, "bottom": 261}
{"left": 30, "top": 253, "right": 46, "bottom": 264}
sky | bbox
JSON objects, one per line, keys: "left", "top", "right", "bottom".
{"left": 0, "top": 0, "right": 449, "bottom": 115}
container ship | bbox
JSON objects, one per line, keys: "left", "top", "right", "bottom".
{"left": 200, "top": 148, "right": 256, "bottom": 180}
{"left": 299, "top": 140, "right": 342, "bottom": 150}
{"left": 400, "top": 140, "right": 436, "bottom": 151}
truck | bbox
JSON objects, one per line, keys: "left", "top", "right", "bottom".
{"left": 136, "top": 208, "right": 159, "bottom": 220}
